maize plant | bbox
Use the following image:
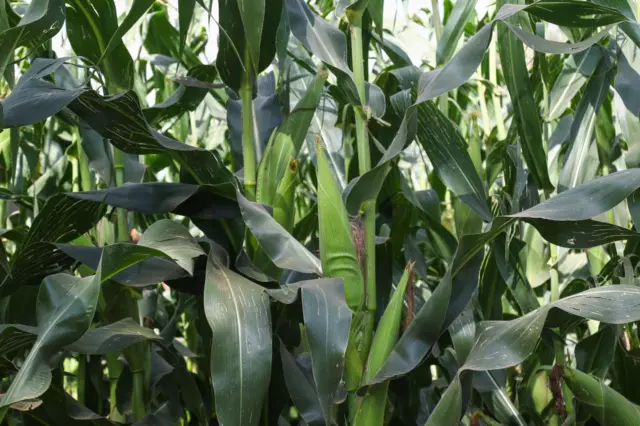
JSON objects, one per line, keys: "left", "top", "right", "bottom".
{"left": 4, "top": 0, "right": 640, "bottom": 424}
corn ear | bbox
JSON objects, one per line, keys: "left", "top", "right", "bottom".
{"left": 316, "top": 140, "right": 364, "bottom": 311}
{"left": 353, "top": 263, "right": 414, "bottom": 426}
{"left": 562, "top": 365, "right": 640, "bottom": 425}
{"left": 273, "top": 158, "right": 298, "bottom": 232}
{"left": 257, "top": 71, "right": 327, "bottom": 206}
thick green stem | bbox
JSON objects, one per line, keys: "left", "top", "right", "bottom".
{"left": 113, "top": 147, "right": 128, "bottom": 241}
{"left": 350, "top": 17, "right": 376, "bottom": 361}
{"left": 132, "top": 370, "right": 146, "bottom": 421}
{"left": 240, "top": 48, "right": 256, "bottom": 200}
{"left": 77, "top": 355, "right": 86, "bottom": 404}
{"left": 105, "top": 353, "right": 126, "bottom": 422}
{"left": 77, "top": 130, "right": 92, "bottom": 192}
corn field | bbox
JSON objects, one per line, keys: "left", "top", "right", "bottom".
{"left": 2, "top": 0, "right": 640, "bottom": 425}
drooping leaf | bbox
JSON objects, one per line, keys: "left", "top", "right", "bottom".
{"left": 270, "top": 278, "right": 351, "bottom": 426}
{"left": 203, "top": 253, "right": 272, "bottom": 426}
{"left": 427, "top": 285, "right": 640, "bottom": 423}
{"left": 279, "top": 343, "right": 324, "bottom": 425}
{"left": 365, "top": 169, "right": 640, "bottom": 387}
{"left": 0, "top": 0, "right": 66, "bottom": 79}
{"left": 144, "top": 65, "right": 218, "bottom": 124}
{"left": 68, "top": 318, "right": 162, "bottom": 354}
{"left": 0, "top": 243, "right": 173, "bottom": 408}
{"left": 67, "top": 182, "right": 239, "bottom": 219}
{"left": 237, "top": 190, "right": 322, "bottom": 275}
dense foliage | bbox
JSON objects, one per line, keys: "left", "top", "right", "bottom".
{"left": 3, "top": 0, "right": 640, "bottom": 424}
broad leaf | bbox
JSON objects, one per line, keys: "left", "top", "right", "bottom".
{"left": 237, "top": 191, "right": 322, "bottom": 275}
{"left": 203, "top": 253, "right": 272, "bottom": 426}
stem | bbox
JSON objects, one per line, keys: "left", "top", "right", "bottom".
{"left": 113, "top": 147, "right": 128, "bottom": 241}
{"left": 132, "top": 370, "right": 146, "bottom": 421}
{"left": 106, "top": 353, "right": 126, "bottom": 422}
{"left": 240, "top": 47, "right": 256, "bottom": 200}
{"left": 77, "top": 355, "right": 86, "bottom": 404}
{"left": 77, "top": 129, "right": 92, "bottom": 192}
{"left": 350, "top": 15, "right": 376, "bottom": 364}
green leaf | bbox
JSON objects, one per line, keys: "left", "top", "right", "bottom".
{"left": 415, "top": 100, "right": 492, "bottom": 221}
{"left": 203, "top": 253, "right": 272, "bottom": 426}
{"left": 270, "top": 278, "right": 351, "bottom": 425}
{"left": 144, "top": 64, "right": 218, "bottom": 124}
{"left": 101, "top": 0, "right": 155, "bottom": 61}
{"left": 563, "top": 366, "right": 640, "bottom": 425}
{"left": 575, "top": 326, "right": 616, "bottom": 378}
{"left": 0, "top": 0, "right": 66, "bottom": 79}
{"left": 67, "top": 182, "right": 239, "bottom": 219}
{"left": 368, "top": 0, "right": 383, "bottom": 35}
{"left": 365, "top": 169, "right": 640, "bottom": 387}
{"left": 437, "top": 0, "right": 477, "bottom": 65}
{"left": 68, "top": 318, "right": 162, "bottom": 354}
{"left": 136, "top": 219, "right": 205, "bottom": 275}
{"left": 559, "top": 57, "right": 613, "bottom": 191}
{"left": 285, "top": 0, "right": 385, "bottom": 117}
{"left": 237, "top": 190, "right": 322, "bottom": 275}
{"left": 0, "top": 243, "right": 170, "bottom": 408}
{"left": 257, "top": 71, "right": 327, "bottom": 206}
{"left": 216, "top": 0, "right": 246, "bottom": 92}
{"left": 525, "top": 218, "right": 640, "bottom": 248}
{"left": 355, "top": 265, "right": 413, "bottom": 426}
{"left": 145, "top": 7, "right": 200, "bottom": 68}
{"left": 368, "top": 252, "right": 483, "bottom": 385}
{"left": 238, "top": 0, "right": 265, "bottom": 70}
{"left": 179, "top": 0, "right": 197, "bottom": 57}
{"left": 66, "top": 0, "right": 134, "bottom": 93}
{"left": 497, "top": 0, "right": 552, "bottom": 191}
{"left": 527, "top": 0, "right": 628, "bottom": 27}
{"left": 428, "top": 285, "right": 640, "bottom": 423}
{"left": 548, "top": 47, "right": 602, "bottom": 120}
{"left": 0, "top": 194, "right": 106, "bottom": 297}
{"left": 216, "top": 0, "right": 282, "bottom": 91}
{"left": 57, "top": 219, "right": 206, "bottom": 291}
{"left": 415, "top": 4, "right": 614, "bottom": 105}
{"left": 279, "top": 342, "right": 324, "bottom": 425}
